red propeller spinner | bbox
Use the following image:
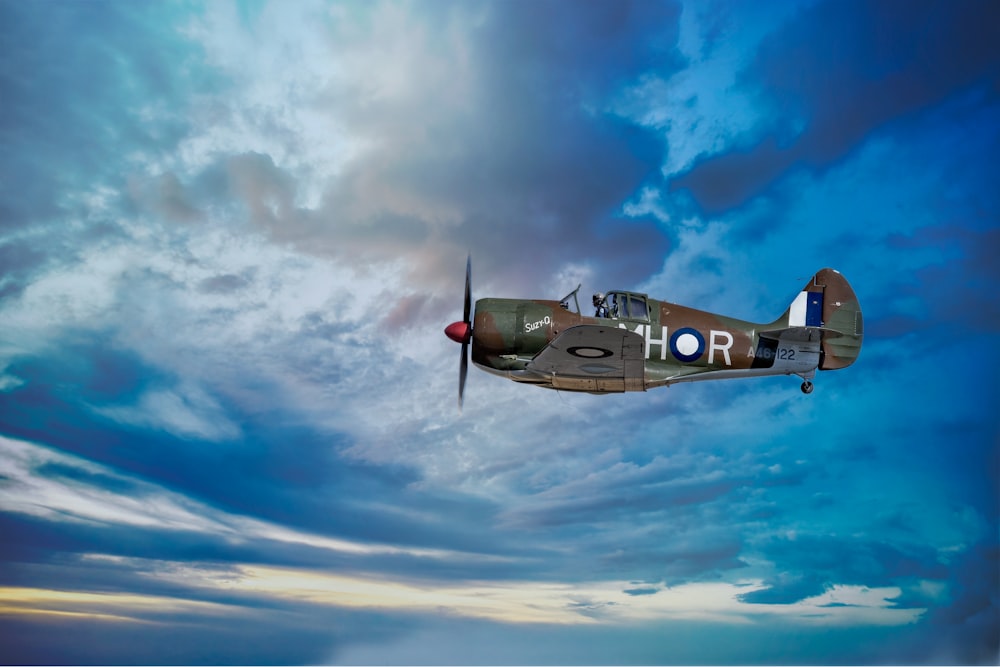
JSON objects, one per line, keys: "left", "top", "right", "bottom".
{"left": 444, "top": 320, "right": 471, "bottom": 344}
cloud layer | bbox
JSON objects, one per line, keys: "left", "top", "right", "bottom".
{"left": 1, "top": 0, "right": 997, "bottom": 664}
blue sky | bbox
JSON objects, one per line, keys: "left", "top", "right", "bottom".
{"left": 0, "top": 0, "right": 997, "bottom": 664}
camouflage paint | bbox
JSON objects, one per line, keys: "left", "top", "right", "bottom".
{"left": 466, "top": 269, "right": 862, "bottom": 393}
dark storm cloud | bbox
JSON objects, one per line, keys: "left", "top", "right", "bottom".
{"left": 0, "top": 2, "right": 209, "bottom": 234}
{"left": 506, "top": 470, "right": 739, "bottom": 528}
{"left": 268, "top": 0, "right": 684, "bottom": 292}
{"left": 740, "top": 534, "right": 949, "bottom": 606}
{"left": 0, "top": 513, "right": 259, "bottom": 573}
{"left": 0, "top": 506, "right": 536, "bottom": 588}
{"left": 882, "top": 542, "right": 1000, "bottom": 665}
{"left": 672, "top": 0, "right": 1000, "bottom": 213}
{"left": 601, "top": 535, "right": 746, "bottom": 582}
{"left": 198, "top": 272, "right": 254, "bottom": 295}
{"left": 906, "top": 227, "right": 1000, "bottom": 333}
{"left": 0, "top": 241, "right": 48, "bottom": 300}
{"left": 0, "top": 602, "right": 350, "bottom": 665}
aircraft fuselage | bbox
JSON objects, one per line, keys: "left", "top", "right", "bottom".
{"left": 465, "top": 268, "right": 862, "bottom": 393}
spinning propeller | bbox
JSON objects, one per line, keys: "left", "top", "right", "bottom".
{"left": 443, "top": 255, "right": 473, "bottom": 409}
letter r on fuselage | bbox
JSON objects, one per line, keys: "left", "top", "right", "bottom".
{"left": 708, "top": 330, "right": 734, "bottom": 366}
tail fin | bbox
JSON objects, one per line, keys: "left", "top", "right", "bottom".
{"left": 771, "top": 269, "right": 864, "bottom": 370}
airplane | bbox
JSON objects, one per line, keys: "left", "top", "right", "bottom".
{"left": 444, "top": 258, "right": 863, "bottom": 407}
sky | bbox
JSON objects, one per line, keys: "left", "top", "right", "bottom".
{"left": 0, "top": 0, "right": 997, "bottom": 664}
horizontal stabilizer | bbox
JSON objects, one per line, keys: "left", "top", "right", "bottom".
{"left": 760, "top": 326, "right": 843, "bottom": 343}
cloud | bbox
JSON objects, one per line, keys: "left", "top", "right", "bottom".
{"left": 740, "top": 535, "right": 949, "bottom": 605}
{"left": 93, "top": 384, "right": 242, "bottom": 442}
{"left": 669, "top": 0, "right": 1000, "bottom": 213}
{"left": 0, "top": 435, "right": 511, "bottom": 569}
{"left": 169, "top": 1, "right": 681, "bottom": 295}
{"left": 0, "top": 563, "right": 922, "bottom": 631}
{"left": 0, "top": 435, "right": 927, "bottom": 651}
{"left": 0, "top": 2, "right": 206, "bottom": 235}
{"left": 0, "top": 0, "right": 997, "bottom": 663}
{"left": 498, "top": 454, "right": 740, "bottom": 529}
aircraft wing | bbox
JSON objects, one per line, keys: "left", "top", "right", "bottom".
{"left": 525, "top": 325, "right": 645, "bottom": 392}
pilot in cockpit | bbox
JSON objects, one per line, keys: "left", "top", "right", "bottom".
{"left": 593, "top": 292, "right": 609, "bottom": 318}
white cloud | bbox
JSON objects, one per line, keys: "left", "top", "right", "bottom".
{"left": 7, "top": 558, "right": 920, "bottom": 629}
{"left": 0, "top": 369, "right": 24, "bottom": 392}
{"left": 612, "top": 0, "right": 811, "bottom": 179}
{"left": 0, "top": 434, "right": 491, "bottom": 562}
{"left": 93, "top": 384, "right": 241, "bottom": 442}
{"left": 636, "top": 219, "right": 763, "bottom": 318}
{"left": 0, "top": 435, "right": 231, "bottom": 532}
{"left": 175, "top": 0, "right": 360, "bottom": 204}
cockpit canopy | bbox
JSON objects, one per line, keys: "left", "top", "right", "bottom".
{"left": 595, "top": 291, "right": 650, "bottom": 321}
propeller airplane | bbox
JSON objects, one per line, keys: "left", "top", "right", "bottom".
{"left": 445, "top": 258, "right": 863, "bottom": 407}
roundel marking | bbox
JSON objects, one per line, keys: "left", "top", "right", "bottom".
{"left": 670, "top": 327, "right": 705, "bottom": 363}
{"left": 568, "top": 346, "right": 613, "bottom": 359}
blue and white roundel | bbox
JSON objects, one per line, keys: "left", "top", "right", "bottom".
{"left": 670, "top": 327, "right": 705, "bottom": 363}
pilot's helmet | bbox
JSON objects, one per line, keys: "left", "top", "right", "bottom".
{"left": 593, "top": 292, "right": 605, "bottom": 307}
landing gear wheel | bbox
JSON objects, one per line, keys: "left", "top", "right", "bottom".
{"left": 800, "top": 381, "right": 814, "bottom": 395}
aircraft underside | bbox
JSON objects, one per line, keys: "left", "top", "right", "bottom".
{"left": 475, "top": 357, "right": 820, "bottom": 394}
